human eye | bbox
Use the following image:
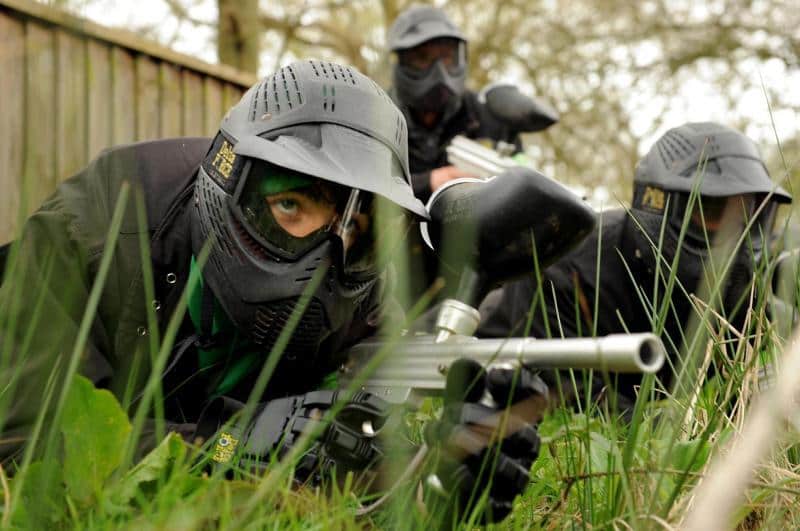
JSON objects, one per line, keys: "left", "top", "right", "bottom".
{"left": 266, "top": 189, "right": 338, "bottom": 238}
{"left": 266, "top": 193, "right": 304, "bottom": 221}
{"left": 274, "top": 197, "right": 299, "bottom": 215}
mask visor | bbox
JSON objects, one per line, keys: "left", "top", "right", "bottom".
{"left": 232, "top": 158, "right": 379, "bottom": 275}
{"left": 398, "top": 38, "right": 466, "bottom": 77}
{"left": 670, "top": 193, "right": 771, "bottom": 253}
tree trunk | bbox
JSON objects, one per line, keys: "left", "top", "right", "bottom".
{"left": 217, "top": 0, "right": 260, "bottom": 74}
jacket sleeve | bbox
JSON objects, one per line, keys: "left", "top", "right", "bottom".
{"left": 476, "top": 264, "right": 588, "bottom": 340}
{"left": 0, "top": 189, "right": 108, "bottom": 462}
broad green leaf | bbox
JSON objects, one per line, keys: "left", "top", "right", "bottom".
{"left": 61, "top": 375, "right": 132, "bottom": 504}
{"left": 12, "top": 460, "right": 66, "bottom": 528}
{"left": 588, "top": 431, "right": 613, "bottom": 474}
{"left": 668, "top": 438, "right": 711, "bottom": 473}
{"left": 113, "top": 432, "right": 187, "bottom": 506}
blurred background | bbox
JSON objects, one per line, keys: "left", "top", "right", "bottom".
{"left": 1, "top": 0, "right": 798, "bottom": 240}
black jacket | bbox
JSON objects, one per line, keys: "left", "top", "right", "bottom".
{"left": 400, "top": 90, "right": 520, "bottom": 203}
{"left": 477, "top": 209, "right": 696, "bottom": 399}
{"left": 0, "top": 137, "right": 382, "bottom": 461}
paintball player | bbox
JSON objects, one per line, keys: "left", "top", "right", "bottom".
{"left": 0, "top": 60, "right": 547, "bottom": 524}
{"left": 478, "top": 122, "right": 792, "bottom": 402}
{"left": 387, "top": 4, "right": 559, "bottom": 203}
{"left": 387, "top": 5, "right": 559, "bottom": 306}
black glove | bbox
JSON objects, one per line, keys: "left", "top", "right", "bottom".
{"left": 425, "top": 359, "right": 548, "bottom": 523}
{"left": 197, "top": 390, "right": 392, "bottom": 483}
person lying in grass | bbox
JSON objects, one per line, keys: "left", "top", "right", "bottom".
{"left": 478, "top": 122, "right": 792, "bottom": 406}
{"left": 0, "top": 59, "right": 555, "bottom": 524}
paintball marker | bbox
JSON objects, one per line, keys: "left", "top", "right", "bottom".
{"left": 341, "top": 333, "right": 664, "bottom": 404}
{"left": 339, "top": 166, "right": 663, "bottom": 516}
{"left": 445, "top": 84, "right": 608, "bottom": 207}
{"left": 341, "top": 167, "right": 665, "bottom": 404}
{"left": 445, "top": 135, "right": 518, "bottom": 180}
{"left": 446, "top": 135, "right": 603, "bottom": 207}
{"left": 444, "top": 83, "right": 558, "bottom": 178}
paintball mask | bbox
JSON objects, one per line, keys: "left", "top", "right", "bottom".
{"left": 388, "top": 6, "right": 467, "bottom": 122}
{"left": 233, "top": 159, "right": 377, "bottom": 276}
{"left": 627, "top": 122, "right": 791, "bottom": 319}
{"left": 192, "top": 60, "right": 426, "bottom": 363}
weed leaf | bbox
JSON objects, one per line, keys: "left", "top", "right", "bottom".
{"left": 113, "top": 432, "right": 186, "bottom": 506}
{"left": 61, "top": 375, "right": 132, "bottom": 504}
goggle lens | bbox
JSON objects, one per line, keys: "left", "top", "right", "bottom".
{"left": 398, "top": 38, "right": 465, "bottom": 75}
{"left": 234, "top": 159, "right": 378, "bottom": 275}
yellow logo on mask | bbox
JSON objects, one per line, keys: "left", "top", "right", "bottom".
{"left": 641, "top": 186, "right": 665, "bottom": 211}
{"left": 212, "top": 140, "right": 237, "bottom": 179}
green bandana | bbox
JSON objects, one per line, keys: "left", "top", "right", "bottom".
{"left": 187, "top": 256, "right": 341, "bottom": 397}
{"left": 257, "top": 171, "right": 314, "bottom": 196}
{"left": 187, "top": 256, "right": 261, "bottom": 397}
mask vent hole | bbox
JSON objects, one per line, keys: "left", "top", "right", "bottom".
{"left": 340, "top": 64, "right": 357, "bottom": 85}
{"left": 280, "top": 68, "right": 293, "bottom": 110}
{"left": 249, "top": 81, "right": 263, "bottom": 121}
{"left": 322, "top": 84, "right": 336, "bottom": 112}
{"left": 271, "top": 74, "right": 281, "bottom": 114}
{"left": 251, "top": 298, "right": 326, "bottom": 354}
{"left": 289, "top": 66, "right": 303, "bottom": 104}
{"left": 656, "top": 130, "right": 695, "bottom": 169}
{"left": 198, "top": 178, "right": 237, "bottom": 259}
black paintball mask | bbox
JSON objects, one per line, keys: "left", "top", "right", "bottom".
{"left": 394, "top": 38, "right": 467, "bottom": 119}
{"left": 388, "top": 6, "right": 467, "bottom": 126}
{"left": 192, "top": 60, "right": 427, "bottom": 364}
{"left": 626, "top": 122, "right": 791, "bottom": 324}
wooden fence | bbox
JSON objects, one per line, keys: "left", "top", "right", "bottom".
{"left": 0, "top": 0, "right": 257, "bottom": 243}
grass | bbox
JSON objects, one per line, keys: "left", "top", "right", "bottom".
{"left": 1, "top": 141, "right": 800, "bottom": 530}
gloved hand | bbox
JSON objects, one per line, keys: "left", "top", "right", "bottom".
{"left": 197, "top": 390, "right": 392, "bottom": 483}
{"left": 425, "top": 359, "right": 548, "bottom": 523}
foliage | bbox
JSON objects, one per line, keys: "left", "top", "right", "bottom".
{"left": 38, "top": 0, "right": 800, "bottom": 199}
{"left": 61, "top": 375, "right": 132, "bottom": 504}
{"left": 6, "top": 3, "right": 800, "bottom": 528}
{"left": 160, "top": 0, "right": 799, "bottom": 198}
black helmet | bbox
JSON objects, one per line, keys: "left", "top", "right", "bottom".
{"left": 192, "top": 59, "right": 426, "bottom": 363}
{"left": 388, "top": 5, "right": 467, "bottom": 123}
{"left": 627, "top": 122, "right": 792, "bottom": 323}
{"left": 632, "top": 121, "right": 790, "bottom": 255}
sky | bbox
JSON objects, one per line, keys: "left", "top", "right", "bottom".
{"left": 75, "top": 0, "right": 799, "bottom": 158}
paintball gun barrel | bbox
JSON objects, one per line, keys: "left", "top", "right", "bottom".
{"left": 340, "top": 333, "right": 665, "bottom": 403}
{"left": 445, "top": 135, "right": 518, "bottom": 179}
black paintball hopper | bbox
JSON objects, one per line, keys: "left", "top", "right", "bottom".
{"left": 420, "top": 167, "right": 596, "bottom": 303}
{"left": 481, "top": 84, "right": 559, "bottom": 133}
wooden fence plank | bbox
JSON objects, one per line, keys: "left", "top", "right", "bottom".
{"left": 222, "top": 83, "right": 242, "bottom": 112}
{"left": 136, "top": 55, "right": 160, "bottom": 141}
{"left": 87, "top": 40, "right": 111, "bottom": 160}
{"left": 56, "top": 29, "right": 87, "bottom": 181}
{"left": 160, "top": 63, "right": 181, "bottom": 138}
{"left": 0, "top": 13, "right": 25, "bottom": 242}
{"left": 111, "top": 47, "right": 135, "bottom": 144}
{"left": 24, "top": 22, "right": 56, "bottom": 216}
{"left": 181, "top": 70, "right": 204, "bottom": 137}
{"left": 1, "top": 0, "right": 257, "bottom": 88}
{"left": 0, "top": 2, "right": 255, "bottom": 242}
{"left": 203, "top": 77, "right": 224, "bottom": 137}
